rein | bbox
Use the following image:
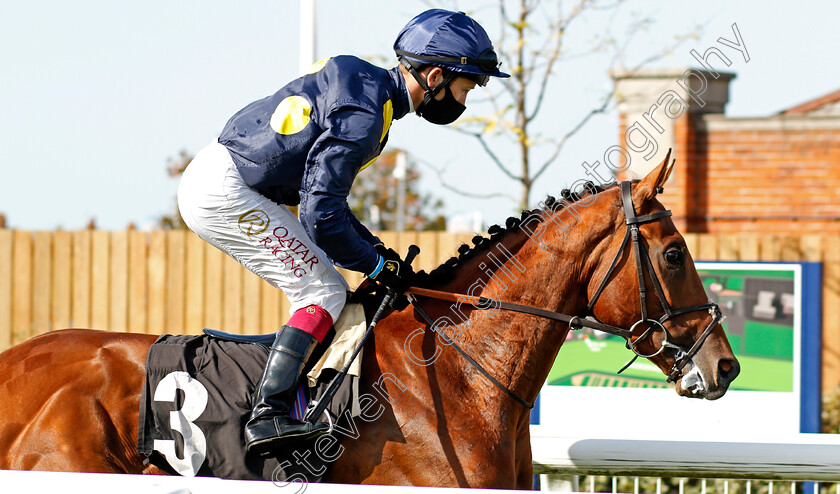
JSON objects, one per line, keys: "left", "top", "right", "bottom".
{"left": 406, "top": 293, "right": 535, "bottom": 409}
{"left": 406, "top": 287, "right": 632, "bottom": 338}
{"left": 404, "top": 180, "right": 724, "bottom": 409}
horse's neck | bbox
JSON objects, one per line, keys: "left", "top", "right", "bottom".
{"left": 421, "top": 221, "right": 595, "bottom": 411}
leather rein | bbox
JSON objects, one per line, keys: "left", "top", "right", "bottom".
{"left": 405, "top": 181, "right": 723, "bottom": 409}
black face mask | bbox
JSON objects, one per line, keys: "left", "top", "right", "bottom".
{"left": 416, "top": 84, "right": 466, "bottom": 125}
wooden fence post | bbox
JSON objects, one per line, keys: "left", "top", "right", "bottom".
{"left": 32, "top": 232, "right": 52, "bottom": 336}
{"left": 823, "top": 235, "right": 840, "bottom": 390}
{"left": 110, "top": 231, "right": 129, "bottom": 333}
{"left": 185, "top": 233, "right": 206, "bottom": 335}
{"left": 52, "top": 231, "right": 72, "bottom": 331}
{"left": 12, "top": 231, "right": 32, "bottom": 345}
{"left": 0, "top": 230, "right": 12, "bottom": 350}
{"left": 128, "top": 230, "right": 148, "bottom": 334}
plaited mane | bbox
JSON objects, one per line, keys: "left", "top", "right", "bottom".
{"left": 413, "top": 180, "right": 618, "bottom": 287}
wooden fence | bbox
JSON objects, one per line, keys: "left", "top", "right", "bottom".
{"left": 0, "top": 230, "right": 838, "bottom": 389}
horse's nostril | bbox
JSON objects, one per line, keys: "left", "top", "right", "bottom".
{"left": 718, "top": 358, "right": 740, "bottom": 383}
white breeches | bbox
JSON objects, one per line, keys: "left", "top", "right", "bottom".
{"left": 177, "top": 141, "right": 349, "bottom": 323}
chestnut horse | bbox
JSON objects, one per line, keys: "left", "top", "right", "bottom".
{"left": 0, "top": 155, "right": 738, "bottom": 488}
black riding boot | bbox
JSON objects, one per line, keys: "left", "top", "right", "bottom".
{"left": 245, "top": 325, "right": 330, "bottom": 455}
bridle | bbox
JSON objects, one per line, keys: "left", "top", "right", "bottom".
{"left": 585, "top": 181, "right": 723, "bottom": 382}
{"left": 405, "top": 180, "right": 724, "bottom": 408}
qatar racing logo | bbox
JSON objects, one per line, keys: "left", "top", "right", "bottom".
{"left": 258, "top": 226, "right": 320, "bottom": 279}
{"left": 238, "top": 209, "right": 270, "bottom": 237}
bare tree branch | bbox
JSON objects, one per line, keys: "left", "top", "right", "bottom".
{"left": 531, "top": 13, "right": 701, "bottom": 183}
{"left": 452, "top": 127, "right": 523, "bottom": 182}
{"left": 439, "top": 0, "right": 706, "bottom": 209}
{"left": 532, "top": 86, "right": 615, "bottom": 182}
{"left": 494, "top": 1, "right": 522, "bottom": 101}
{"left": 529, "top": 0, "right": 629, "bottom": 123}
{"left": 414, "top": 155, "right": 519, "bottom": 202}
{"left": 525, "top": 22, "right": 563, "bottom": 122}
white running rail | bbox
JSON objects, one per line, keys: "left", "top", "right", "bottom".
{"left": 530, "top": 426, "right": 840, "bottom": 480}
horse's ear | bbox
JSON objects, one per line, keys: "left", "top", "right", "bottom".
{"left": 633, "top": 149, "right": 674, "bottom": 203}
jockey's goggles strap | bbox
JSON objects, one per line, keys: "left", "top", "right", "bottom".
{"left": 397, "top": 50, "right": 491, "bottom": 86}
{"left": 395, "top": 48, "right": 500, "bottom": 73}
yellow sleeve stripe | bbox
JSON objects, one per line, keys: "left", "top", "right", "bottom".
{"left": 381, "top": 99, "right": 393, "bottom": 143}
{"left": 359, "top": 99, "right": 394, "bottom": 173}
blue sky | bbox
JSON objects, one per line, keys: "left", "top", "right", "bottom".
{"left": 1, "top": 1, "right": 838, "bottom": 230}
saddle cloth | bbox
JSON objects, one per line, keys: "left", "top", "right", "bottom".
{"left": 136, "top": 304, "right": 367, "bottom": 480}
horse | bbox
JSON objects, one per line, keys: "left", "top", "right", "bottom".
{"left": 0, "top": 153, "right": 739, "bottom": 488}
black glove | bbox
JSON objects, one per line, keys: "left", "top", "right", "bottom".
{"left": 369, "top": 244, "right": 415, "bottom": 293}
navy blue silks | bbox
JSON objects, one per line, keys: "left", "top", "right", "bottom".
{"left": 219, "top": 56, "right": 410, "bottom": 274}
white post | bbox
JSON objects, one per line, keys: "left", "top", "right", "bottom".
{"left": 539, "top": 474, "right": 578, "bottom": 492}
{"left": 472, "top": 210, "right": 483, "bottom": 233}
{"left": 299, "top": 0, "right": 316, "bottom": 74}
{"left": 394, "top": 152, "right": 407, "bottom": 232}
{"left": 369, "top": 204, "right": 381, "bottom": 230}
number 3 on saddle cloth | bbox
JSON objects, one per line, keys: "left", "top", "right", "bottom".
{"left": 136, "top": 304, "right": 368, "bottom": 481}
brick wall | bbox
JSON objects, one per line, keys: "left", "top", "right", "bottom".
{"left": 683, "top": 118, "right": 840, "bottom": 233}
{"left": 613, "top": 69, "right": 840, "bottom": 235}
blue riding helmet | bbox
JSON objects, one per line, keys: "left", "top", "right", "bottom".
{"left": 394, "top": 9, "right": 510, "bottom": 86}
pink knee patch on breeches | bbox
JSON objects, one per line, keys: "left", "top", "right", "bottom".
{"left": 287, "top": 305, "right": 334, "bottom": 343}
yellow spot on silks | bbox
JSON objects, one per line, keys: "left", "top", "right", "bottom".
{"left": 380, "top": 99, "right": 393, "bottom": 142}
{"left": 358, "top": 99, "right": 394, "bottom": 173}
{"left": 306, "top": 57, "right": 331, "bottom": 74}
{"left": 270, "top": 96, "right": 311, "bottom": 135}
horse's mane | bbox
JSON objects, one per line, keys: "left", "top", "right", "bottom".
{"left": 412, "top": 180, "right": 617, "bottom": 287}
{"left": 350, "top": 180, "right": 619, "bottom": 308}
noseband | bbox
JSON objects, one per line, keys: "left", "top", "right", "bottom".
{"left": 586, "top": 181, "right": 723, "bottom": 382}
{"left": 405, "top": 180, "right": 724, "bottom": 408}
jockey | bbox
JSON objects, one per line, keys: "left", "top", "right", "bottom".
{"left": 177, "top": 8, "right": 509, "bottom": 455}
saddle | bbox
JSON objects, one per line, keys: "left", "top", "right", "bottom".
{"left": 136, "top": 304, "right": 368, "bottom": 481}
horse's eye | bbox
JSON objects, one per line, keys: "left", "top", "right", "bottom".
{"left": 665, "top": 248, "right": 684, "bottom": 266}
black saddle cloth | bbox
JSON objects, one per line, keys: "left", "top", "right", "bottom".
{"left": 136, "top": 331, "right": 355, "bottom": 481}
